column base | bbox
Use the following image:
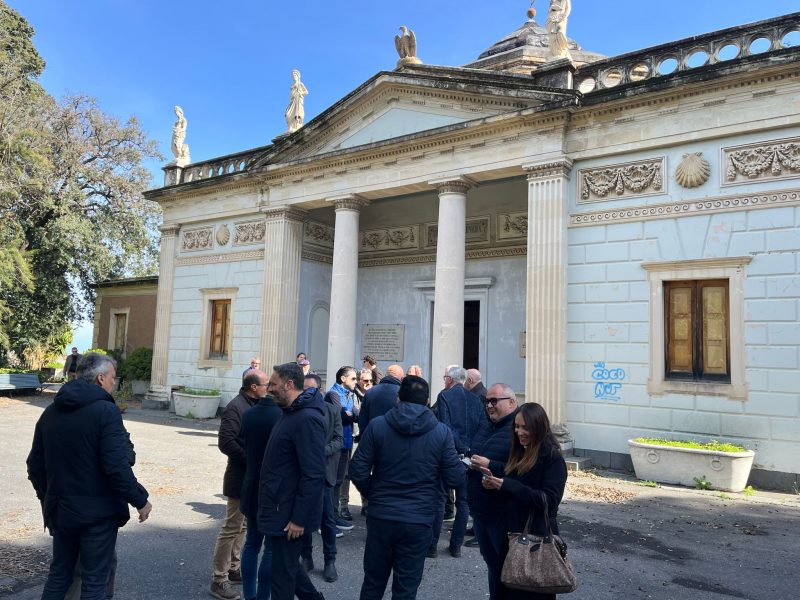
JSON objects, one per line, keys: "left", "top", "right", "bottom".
{"left": 143, "top": 385, "right": 171, "bottom": 411}
{"left": 553, "top": 423, "right": 573, "bottom": 450}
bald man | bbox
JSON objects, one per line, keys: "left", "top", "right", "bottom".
{"left": 464, "top": 369, "right": 487, "bottom": 403}
{"left": 357, "top": 364, "right": 404, "bottom": 433}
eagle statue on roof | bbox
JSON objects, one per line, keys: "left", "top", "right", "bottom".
{"left": 395, "top": 26, "right": 422, "bottom": 68}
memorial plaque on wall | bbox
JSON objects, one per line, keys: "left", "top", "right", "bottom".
{"left": 361, "top": 324, "right": 405, "bottom": 362}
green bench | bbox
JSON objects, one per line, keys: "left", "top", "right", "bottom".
{"left": 0, "top": 373, "right": 44, "bottom": 394}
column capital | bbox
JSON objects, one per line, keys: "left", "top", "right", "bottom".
{"left": 160, "top": 223, "right": 181, "bottom": 237}
{"left": 327, "top": 194, "right": 370, "bottom": 211}
{"left": 523, "top": 158, "right": 574, "bottom": 181}
{"left": 261, "top": 205, "right": 308, "bottom": 223}
{"left": 429, "top": 175, "right": 476, "bottom": 195}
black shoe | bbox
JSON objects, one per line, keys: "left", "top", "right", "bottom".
{"left": 323, "top": 560, "right": 338, "bottom": 582}
{"left": 464, "top": 537, "right": 480, "bottom": 548}
{"left": 301, "top": 555, "right": 314, "bottom": 572}
{"left": 227, "top": 569, "right": 242, "bottom": 583}
{"left": 448, "top": 545, "right": 462, "bottom": 558}
{"left": 442, "top": 512, "right": 455, "bottom": 522}
{"left": 340, "top": 507, "right": 353, "bottom": 521}
{"left": 360, "top": 506, "right": 367, "bottom": 516}
{"left": 426, "top": 546, "right": 437, "bottom": 558}
{"left": 465, "top": 526, "right": 474, "bottom": 535}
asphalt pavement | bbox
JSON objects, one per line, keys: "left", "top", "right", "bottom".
{"left": 2, "top": 393, "right": 799, "bottom": 600}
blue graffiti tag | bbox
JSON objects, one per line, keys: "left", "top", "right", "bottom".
{"left": 591, "top": 362, "right": 626, "bottom": 401}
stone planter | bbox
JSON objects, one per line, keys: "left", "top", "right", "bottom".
{"left": 130, "top": 380, "right": 150, "bottom": 396}
{"left": 172, "top": 391, "right": 221, "bottom": 419}
{"left": 628, "top": 439, "right": 755, "bottom": 492}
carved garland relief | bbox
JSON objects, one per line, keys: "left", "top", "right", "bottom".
{"left": 498, "top": 211, "right": 528, "bottom": 240}
{"left": 360, "top": 226, "right": 419, "bottom": 252}
{"left": 578, "top": 157, "right": 665, "bottom": 203}
{"left": 304, "top": 221, "right": 335, "bottom": 249}
{"left": 234, "top": 221, "right": 266, "bottom": 246}
{"left": 182, "top": 227, "right": 213, "bottom": 251}
{"left": 722, "top": 137, "right": 800, "bottom": 186}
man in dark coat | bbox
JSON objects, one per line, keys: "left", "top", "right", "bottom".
{"left": 239, "top": 372, "right": 281, "bottom": 600}
{"left": 210, "top": 370, "right": 263, "bottom": 600}
{"left": 258, "top": 363, "right": 326, "bottom": 600}
{"left": 465, "top": 368, "right": 487, "bottom": 403}
{"left": 465, "top": 383, "right": 518, "bottom": 600}
{"left": 27, "top": 353, "right": 151, "bottom": 600}
{"left": 61, "top": 346, "right": 82, "bottom": 381}
{"left": 432, "top": 365, "right": 485, "bottom": 556}
{"left": 357, "top": 364, "right": 404, "bottom": 432}
{"left": 301, "top": 372, "right": 343, "bottom": 582}
{"left": 350, "top": 375, "right": 465, "bottom": 600}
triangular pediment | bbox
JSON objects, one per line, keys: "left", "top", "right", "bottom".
{"left": 256, "top": 66, "right": 577, "bottom": 166}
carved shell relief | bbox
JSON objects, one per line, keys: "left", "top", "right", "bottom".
{"left": 215, "top": 224, "right": 231, "bottom": 246}
{"left": 675, "top": 152, "right": 711, "bottom": 189}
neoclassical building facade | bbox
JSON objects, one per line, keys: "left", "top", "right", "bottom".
{"left": 144, "top": 13, "right": 800, "bottom": 488}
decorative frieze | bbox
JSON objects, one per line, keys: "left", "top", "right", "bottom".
{"left": 358, "top": 245, "right": 526, "bottom": 268}
{"left": 233, "top": 220, "right": 266, "bottom": 246}
{"left": 723, "top": 137, "right": 800, "bottom": 186}
{"left": 578, "top": 157, "right": 665, "bottom": 203}
{"left": 301, "top": 249, "right": 333, "bottom": 264}
{"left": 181, "top": 227, "right": 213, "bottom": 251}
{"left": 304, "top": 220, "right": 335, "bottom": 249}
{"left": 498, "top": 211, "right": 528, "bottom": 240}
{"left": 175, "top": 249, "right": 265, "bottom": 267}
{"left": 570, "top": 189, "right": 800, "bottom": 227}
{"left": 425, "top": 216, "right": 490, "bottom": 248}
{"left": 360, "top": 226, "right": 419, "bottom": 252}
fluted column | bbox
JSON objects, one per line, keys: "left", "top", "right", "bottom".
{"left": 325, "top": 195, "right": 369, "bottom": 384}
{"left": 524, "top": 159, "right": 573, "bottom": 441}
{"left": 145, "top": 223, "right": 181, "bottom": 408}
{"left": 429, "top": 177, "right": 473, "bottom": 400}
{"left": 260, "top": 207, "right": 307, "bottom": 368}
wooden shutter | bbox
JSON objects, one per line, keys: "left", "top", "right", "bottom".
{"left": 699, "top": 281, "right": 729, "bottom": 379}
{"left": 209, "top": 299, "right": 230, "bottom": 359}
{"left": 665, "top": 283, "right": 694, "bottom": 378}
{"left": 113, "top": 314, "right": 127, "bottom": 351}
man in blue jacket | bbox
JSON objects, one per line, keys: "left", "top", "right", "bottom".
{"left": 257, "top": 363, "right": 326, "bottom": 600}
{"left": 350, "top": 375, "right": 465, "bottom": 600}
{"left": 27, "top": 352, "right": 151, "bottom": 600}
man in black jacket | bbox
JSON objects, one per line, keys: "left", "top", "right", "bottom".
{"left": 465, "top": 383, "right": 518, "bottom": 600}
{"left": 210, "top": 370, "right": 263, "bottom": 600}
{"left": 350, "top": 375, "right": 465, "bottom": 600}
{"left": 357, "top": 364, "right": 404, "bottom": 432}
{"left": 464, "top": 369, "right": 487, "bottom": 403}
{"left": 27, "top": 352, "right": 151, "bottom": 600}
{"left": 258, "top": 363, "right": 326, "bottom": 600}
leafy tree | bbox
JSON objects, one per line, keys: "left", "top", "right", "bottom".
{"left": 0, "top": 2, "right": 163, "bottom": 365}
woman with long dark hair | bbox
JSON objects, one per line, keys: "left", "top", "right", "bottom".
{"left": 480, "top": 402, "right": 568, "bottom": 599}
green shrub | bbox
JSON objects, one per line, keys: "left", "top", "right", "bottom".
{"left": 84, "top": 348, "right": 108, "bottom": 355}
{"left": 120, "top": 348, "right": 152, "bottom": 380}
{"left": 180, "top": 387, "right": 220, "bottom": 396}
{"left": 0, "top": 367, "right": 30, "bottom": 374}
{"left": 634, "top": 438, "right": 748, "bottom": 453}
{"left": 694, "top": 475, "right": 713, "bottom": 490}
{"left": 44, "top": 362, "right": 62, "bottom": 369}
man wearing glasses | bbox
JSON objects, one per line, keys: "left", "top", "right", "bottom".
{"left": 210, "top": 370, "right": 268, "bottom": 600}
{"left": 464, "top": 384, "right": 518, "bottom": 599}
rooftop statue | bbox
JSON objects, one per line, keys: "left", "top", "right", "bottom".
{"left": 546, "top": 0, "right": 572, "bottom": 61}
{"left": 285, "top": 69, "right": 309, "bottom": 133}
{"left": 395, "top": 26, "right": 422, "bottom": 67}
{"left": 170, "top": 105, "right": 190, "bottom": 165}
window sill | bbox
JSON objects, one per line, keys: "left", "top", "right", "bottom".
{"left": 648, "top": 378, "right": 747, "bottom": 400}
{"left": 198, "top": 358, "right": 233, "bottom": 369}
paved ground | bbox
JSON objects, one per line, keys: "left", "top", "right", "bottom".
{"left": 2, "top": 391, "right": 799, "bottom": 600}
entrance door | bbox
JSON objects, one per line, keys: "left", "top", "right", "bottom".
{"left": 463, "top": 300, "right": 480, "bottom": 369}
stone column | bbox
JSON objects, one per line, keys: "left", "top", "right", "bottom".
{"left": 524, "top": 159, "right": 573, "bottom": 442}
{"left": 429, "top": 177, "right": 473, "bottom": 400}
{"left": 325, "top": 195, "right": 369, "bottom": 384}
{"left": 260, "top": 207, "right": 307, "bottom": 369}
{"left": 145, "top": 223, "right": 181, "bottom": 409}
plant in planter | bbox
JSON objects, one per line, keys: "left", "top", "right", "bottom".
{"left": 120, "top": 348, "right": 153, "bottom": 395}
{"left": 172, "top": 387, "right": 221, "bottom": 419}
{"left": 628, "top": 437, "right": 755, "bottom": 493}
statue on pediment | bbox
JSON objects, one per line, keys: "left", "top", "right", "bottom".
{"left": 547, "top": 0, "right": 572, "bottom": 61}
{"left": 395, "top": 26, "right": 422, "bottom": 67}
{"left": 285, "top": 69, "right": 308, "bottom": 133}
{"left": 171, "top": 105, "right": 190, "bottom": 165}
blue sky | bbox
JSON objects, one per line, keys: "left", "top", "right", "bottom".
{"left": 8, "top": 0, "right": 798, "bottom": 352}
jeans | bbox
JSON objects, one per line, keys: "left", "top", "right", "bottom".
{"left": 472, "top": 513, "right": 509, "bottom": 600}
{"left": 359, "top": 516, "right": 432, "bottom": 600}
{"left": 431, "top": 478, "right": 469, "bottom": 549}
{"left": 241, "top": 525, "right": 271, "bottom": 600}
{"left": 42, "top": 519, "right": 118, "bottom": 600}
{"left": 211, "top": 497, "right": 246, "bottom": 583}
{"left": 301, "top": 486, "right": 337, "bottom": 561}
{"left": 269, "top": 535, "right": 320, "bottom": 600}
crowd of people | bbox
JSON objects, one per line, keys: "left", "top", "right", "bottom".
{"left": 26, "top": 351, "right": 568, "bottom": 600}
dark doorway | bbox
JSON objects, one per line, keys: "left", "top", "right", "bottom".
{"left": 463, "top": 300, "right": 480, "bottom": 369}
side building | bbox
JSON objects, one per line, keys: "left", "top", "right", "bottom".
{"left": 144, "top": 13, "right": 800, "bottom": 490}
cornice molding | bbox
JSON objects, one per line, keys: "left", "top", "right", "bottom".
{"left": 524, "top": 158, "right": 574, "bottom": 181}
{"left": 175, "top": 249, "right": 265, "bottom": 267}
{"left": 302, "top": 249, "right": 333, "bottom": 264}
{"left": 641, "top": 256, "right": 752, "bottom": 272}
{"left": 570, "top": 189, "right": 800, "bottom": 227}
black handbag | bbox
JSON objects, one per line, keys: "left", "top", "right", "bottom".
{"left": 500, "top": 493, "right": 577, "bottom": 594}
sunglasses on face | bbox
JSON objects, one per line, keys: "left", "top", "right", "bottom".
{"left": 484, "top": 397, "right": 512, "bottom": 407}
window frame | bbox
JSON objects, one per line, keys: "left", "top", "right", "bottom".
{"left": 642, "top": 257, "right": 750, "bottom": 400}
{"left": 198, "top": 288, "right": 238, "bottom": 369}
{"left": 107, "top": 308, "right": 130, "bottom": 357}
